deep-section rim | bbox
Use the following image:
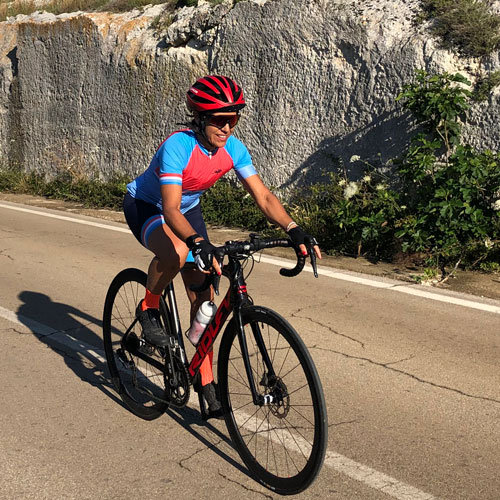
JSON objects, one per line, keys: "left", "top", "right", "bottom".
{"left": 218, "top": 305, "right": 328, "bottom": 495}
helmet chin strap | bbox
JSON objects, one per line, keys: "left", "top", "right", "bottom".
{"left": 196, "top": 115, "right": 217, "bottom": 150}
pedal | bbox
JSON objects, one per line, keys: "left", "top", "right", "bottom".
{"left": 122, "top": 332, "right": 141, "bottom": 354}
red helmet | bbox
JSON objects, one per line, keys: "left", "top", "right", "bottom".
{"left": 187, "top": 75, "right": 246, "bottom": 113}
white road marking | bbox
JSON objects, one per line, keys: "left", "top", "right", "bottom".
{"left": 0, "top": 305, "right": 57, "bottom": 336}
{"left": 0, "top": 202, "right": 129, "bottom": 233}
{"left": 324, "top": 452, "right": 436, "bottom": 500}
{"left": 0, "top": 305, "right": 437, "bottom": 499}
{"left": 2, "top": 201, "right": 497, "bottom": 316}
{"left": 234, "top": 410, "right": 436, "bottom": 500}
{"left": 259, "top": 256, "right": 500, "bottom": 315}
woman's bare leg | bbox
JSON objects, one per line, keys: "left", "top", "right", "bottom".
{"left": 145, "top": 222, "right": 188, "bottom": 293}
{"left": 181, "top": 266, "right": 214, "bottom": 322}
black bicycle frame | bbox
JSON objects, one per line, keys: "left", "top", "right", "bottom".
{"left": 161, "top": 254, "right": 277, "bottom": 406}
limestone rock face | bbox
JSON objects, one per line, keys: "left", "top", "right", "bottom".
{"left": 212, "top": 0, "right": 500, "bottom": 185}
{"left": 0, "top": 0, "right": 499, "bottom": 187}
{"left": 0, "top": 5, "right": 209, "bottom": 178}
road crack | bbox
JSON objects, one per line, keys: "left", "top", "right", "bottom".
{"left": 310, "top": 345, "right": 500, "bottom": 405}
{"left": 0, "top": 248, "right": 14, "bottom": 260}
{"left": 12, "top": 327, "right": 32, "bottom": 335}
{"left": 178, "top": 438, "right": 225, "bottom": 472}
{"left": 217, "top": 471, "right": 275, "bottom": 499}
{"left": 291, "top": 308, "right": 365, "bottom": 348}
{"left": 384, "top": 355, "right": 416, "bottom": 366}
{"left": 329, "top": 419, "right": 359, "bottom": 428}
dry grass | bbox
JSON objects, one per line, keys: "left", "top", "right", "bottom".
{"left": 1, "top": 1, "right": 37, "bottom": 21}
{"left": 0, "top": 0, "right": 168, "bottom": 21}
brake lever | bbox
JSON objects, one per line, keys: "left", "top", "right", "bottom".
{"left": 309, "top": 246, "right": 318, "bottom": 278}
{"left": 212, "top": 273, "right": 221, "bottom": 296}
{"left": 212, "top": 248, "right": 225, "bottom": 295}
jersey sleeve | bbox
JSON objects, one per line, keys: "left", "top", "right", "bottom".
{"left": 157, "top": 132, "right": 192, "bottom": 186}
{"left": 226, "top": 136, "right": 257, "bottom": 180}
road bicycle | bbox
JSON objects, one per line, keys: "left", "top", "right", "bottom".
{"left": 102, "top": 234, "right": 328, "bottom": 495}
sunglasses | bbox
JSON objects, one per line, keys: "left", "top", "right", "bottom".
{"left": 206, "top": 114, "right": 240, "bottom": 129}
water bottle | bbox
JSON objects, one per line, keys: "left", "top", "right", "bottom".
{"left": 187, "top": 301, "right": 217, "bottom": 346}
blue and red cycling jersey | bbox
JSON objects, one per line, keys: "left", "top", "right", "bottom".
{"left": 127, "top": 129, "right": 257, "bottom": 212}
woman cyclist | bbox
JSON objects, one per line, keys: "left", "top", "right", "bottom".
{"left": 123, "top": 75, "right": 321, "bottom": 419}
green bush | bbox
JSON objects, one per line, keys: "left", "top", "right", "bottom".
{"left": 201, "top": 178, "right": 267, "bottom": 231}
{"left": 396, "top": 70, "right": 471, "bottom": 152}
{"left": 396, "top": 144, "right": 500, "bottom": 266}
{"left": 0, "top": 166, "right": 128, "bottom": 210}
{"left": 175, "top": 0, "right": 198, "bottom": 7}
{"left": 420, "top": 0, "right": 500, "bottom": 58}
{"left": 472, "top": 70, "right": 500, "bottom": 102}
{"left": 0, "top": 0, "right": 37, "bottom": 21}
{"left": 287, "top": 169, "right": 401, "bottom": 260}
{"left": 42, "top": 176, "right": 128, "bottom": 209}
{"left": 396, "top": 70, "right": 500, "bottom": 270}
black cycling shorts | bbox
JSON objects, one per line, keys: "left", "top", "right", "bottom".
{"left": 123, "top": 192, "right": 209, "bottom": 263}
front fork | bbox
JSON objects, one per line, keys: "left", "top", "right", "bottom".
{"left": 233, "top": 281, "right": 277, "bottom": 407}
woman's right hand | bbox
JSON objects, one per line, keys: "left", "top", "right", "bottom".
{"left": 191, "top": 239, "right": 221, "bottom": 275}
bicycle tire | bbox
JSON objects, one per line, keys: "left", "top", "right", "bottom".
{"left": 218, "top": 306, "right": 327, "bottom": 495}
{"left": 103, "top": 268, "right": 169, "bottom": 420}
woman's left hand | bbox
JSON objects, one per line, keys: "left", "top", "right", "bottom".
{"left": 287, "top": 226, "right": 322, "bottom": 260}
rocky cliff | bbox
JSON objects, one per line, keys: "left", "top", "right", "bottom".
{"left": 0, "top": 0, "right": 499, "bottom": 188}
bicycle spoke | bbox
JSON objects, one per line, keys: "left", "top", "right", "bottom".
{"left": 231, "top": 400, "right": 255, "bottom": 413}
{"left": 228, "top": 358, "right": 251, "bottom": 389}
{"left": 279, "top": 416, "right": 313, "bottom": 460}
{"left": 103, "top": 269, "right": 169, "bottom": 419}
{"left": 220, "top": 307, "right": 326, "bottom": 493}
{"left": 277, "top": 357, "right": 303, "bottom": 380}
{"left": 288, "top": 405, "right": 315, "bottom": 428}
{"left": 284, "top": 381, "right": 310, "bottom": 397}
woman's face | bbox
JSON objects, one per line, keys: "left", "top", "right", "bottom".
{"left": 203, "top": 112, "right": 239, "bottom": 149}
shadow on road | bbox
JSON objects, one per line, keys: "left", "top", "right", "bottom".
{"left": 17, "top": 289, "right": 124, "bottom": 408}
{"left": 166, "top": 405, "right": 252, "bottom": 479}
{"left": 15, "top": 289, "right": 252, "bottom": 480}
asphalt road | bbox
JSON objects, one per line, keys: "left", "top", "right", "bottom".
{"left": 0, "top": 200, "right": 499, "bottom": 500}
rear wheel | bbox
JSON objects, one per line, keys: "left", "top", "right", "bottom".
{"left": 103, "top": 268, "right": 169, "bottom": 419}
{"left": 218, "top": 306, "right": 327, "bottom": 495}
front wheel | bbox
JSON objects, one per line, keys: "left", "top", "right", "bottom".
{"left": 218, "top": 306, "right": 328, "bottom": 495}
